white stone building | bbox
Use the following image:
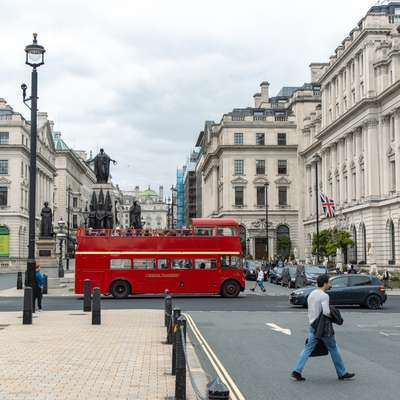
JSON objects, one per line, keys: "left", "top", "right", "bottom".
{"left": 0, "top": 99, "right": 56, "bottom": 270}
{"left": 299, "top": 1, "right": 400, "bottom": 268}
{"left": 121, "top": 186, "right": 168, "bottom": 229}
{"left": 196, "top": 83, "right": 311, "bottom": 259}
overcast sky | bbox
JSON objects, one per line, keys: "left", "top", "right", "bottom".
{"left": 1, "top": 0, "right": 378, "bottom": 195}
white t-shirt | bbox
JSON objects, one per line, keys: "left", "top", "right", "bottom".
{"left": 257, "top": 270, "right": 264, "bottom": 281}
{"left": 307, "top": 289, "right": 330, "bottom": 324}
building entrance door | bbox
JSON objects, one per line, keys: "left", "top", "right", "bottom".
{"left": 255, "top": 238, "right": 267, "bottom": 259}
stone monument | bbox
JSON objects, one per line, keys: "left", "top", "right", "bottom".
{"left": 37, "top": 202, "right": 57, "bottom": 268}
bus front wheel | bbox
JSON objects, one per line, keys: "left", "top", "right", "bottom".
{"left": 110, "top": 280, "right": 131, "bottom": 299}
{"left": 221, "top": 280, "right": 240, "bottom": 298}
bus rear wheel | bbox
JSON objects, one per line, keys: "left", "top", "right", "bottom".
{"left": 221, "top": 280, "right": 240, "bottom": 298}
{"left": 110, "top": 280, "right": 131, "bottom": 299}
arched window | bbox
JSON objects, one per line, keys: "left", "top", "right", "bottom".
{"left": 359, "top": 223, "right": 366, "bottom": 263}
{"left": 347, "top": 225, "right": 357, "bottom": 264}
{"left": 0, "top": 225, "right": 10, "bottom": 257}
{"left": 389, "top": 219, "right": 395, "bottom": 263}
{"left": 276, "top": 224, "right": 291, "bottom": 259}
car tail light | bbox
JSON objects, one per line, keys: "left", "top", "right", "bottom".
{"left": 379, "top": 285, "right": 385, "bottom": 293}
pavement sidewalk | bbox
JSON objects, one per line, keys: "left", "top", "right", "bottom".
{"left": 0, "top": 309, "right": 196, "bottom": 400}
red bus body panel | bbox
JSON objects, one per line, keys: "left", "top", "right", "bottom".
{"left": 75, "top": 219, "right": 245, "bottom": 296}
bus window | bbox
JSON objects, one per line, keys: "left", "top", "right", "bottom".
{"left": 195, "top": 259, "right": 216, "bottom": 270}
{"left": 158, "top": 259, "right": 168, "bottom": 270}
{"left": 110, "top": 259, "right": 132, "bottom": 270}
{"left": 216, "top": 227, "right": 236, "bottom": 236}
{"left": 194, "top": 227, "right": 214, "bottom": 236}
{"left": 133, "top": 259, "right": 155, "bottom": 270}
{"left": 230, "top": 256, "right": 242, "bottom": 269}
{"left": 220, "top": 256, "right": 241, "bottom": 269}
{"left": 172, "top": 259, "right": 192, "bottom": 269}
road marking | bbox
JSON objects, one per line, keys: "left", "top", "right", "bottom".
{"left": 266, "top": 323, "right": 292, "bottom": 335}
{"left": 380, "top": 331, "right": 400, "bottom": 337}
{"left": 184, "top": 313, "right": 245, "bottom": 400}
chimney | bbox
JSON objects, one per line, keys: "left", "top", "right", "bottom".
{"left": 253, "top": 93, "right": 262, "bottom": 108}
{"left": 260, "top": 81, "right": 269, "bottom": 105}
{"left": 134, "top": 185, "right": 140, "bottom": 199}
{"left": 309, "top": 63, "right": 327, "bottom": 83}
{"left": 159, "top": 185, "right": 164, "bottom": 201}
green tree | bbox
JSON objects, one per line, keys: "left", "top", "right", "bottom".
{"left": 277, "top": 236, "right": 291, "bottom": 259}
{"left": 312, "top": 228, "right": 354, "bottom": 259}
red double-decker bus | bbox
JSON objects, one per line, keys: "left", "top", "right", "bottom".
{"left": 75, "top": 218, "right": 245, "bottom": 298}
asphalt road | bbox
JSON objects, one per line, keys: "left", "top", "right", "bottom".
{"left": 188, "top": 308, "right": 400, "bottom": 400}
{"left": 0, "top": 273, "right": 18, "bottom": 290}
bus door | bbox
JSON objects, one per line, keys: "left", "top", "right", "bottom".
{"left": 132, "top": 258, "right": 158, "bottom": 293}
{"left": 188, "top": 258, "right": 219, "bottom": 294}
{"left": 170, "top": 258, "right": 194, "bottom": 293}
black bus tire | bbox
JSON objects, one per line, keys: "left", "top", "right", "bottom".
{"left": 110, "top": 280, "right": 131, "bottom": 299}
{"left": 221, "top": 280, "right": 240, "bottom": 298}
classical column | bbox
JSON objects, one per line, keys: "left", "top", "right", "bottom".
{"left": 365, "top": 119, "right": 380, "bottom": 198}
{"left": 354, "top": 55, "right": 360, "bottom": 102}
{"left": 395, "top": 109, "right": 400, "bottom": 193}
{"left": 338, "top": 72, "right": 343, "bottom": 114}
{"left": 381, "top": 115, "right": 390, "bottom": 195}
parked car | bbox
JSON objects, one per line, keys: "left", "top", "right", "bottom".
{"left": 281, "top": 266, "right": 305, "bottom": 288}
{"left": 289, "top": 274, "right": 387, "bottom": 309}
{"left": 244, "top": 260, "right": 265, "bottom": 281}
{"left": 304, "top": 264, "right": 328, "bottom": 286}
{"left": 269, "top": 266, "right": 284, "bottom": 284}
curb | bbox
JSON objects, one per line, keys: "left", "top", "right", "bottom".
{"left": 186, "top": 336, "right": 209, "bottom": 398}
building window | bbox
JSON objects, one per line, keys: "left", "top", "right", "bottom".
{"left": 0, "top": 160, "right": 8, "bottom": 175}
{"left": 256, "top": 186, "right": 265, "bottom": 207}
{"left": 352, "top": 172, "right": 356, "bottom": 200}
{"left": 234, "top": 186, "right": 244, "bottom": 206}
{"left": 255, "top": 160, "right": 265, "bottom": 175}
{"left": 234, "top": 160, "right": 244, "bottom": 175}
{"left": 0, "top": 132, "right": 9, "bottom": 144}
{"left": 72, "top": 214, "right": 78, "bottom": 228}
{"left": 389, "top": 220, "right": 396, "bottom": 263}
{"left": 277, "top": 133, "right": 286, "bottom": 145}
{"left": 234, "top": 132, "right": 243, "bottom": 145}
{"left": 390, "top": 160, "right": 396, "bottom": 192}
{"left": 277, "top": 160, "right": 287, "bottom": 175}
{"left": 0, "top": 187, "right": 7, "bottom": 206}
{"left": 72, "top": 197, "right": 78, "bottom": 208}
{"left": 391, "top": 116, "right": 395, "bottom": 142}
{"left": 278, "top": 187, "right": 287, "bottom": 206}
{"left": 256, "top": 133, "right": 265, "bottom": 145}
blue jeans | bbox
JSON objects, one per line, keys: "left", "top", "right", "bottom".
{"left": 293, "top": 328, "right": 347, "bottom": 377}
{"left": 257, "top": 280, "right": 265, "bottom": 290}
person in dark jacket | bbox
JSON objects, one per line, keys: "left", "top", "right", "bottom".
{"left": 34, "top": 265, "right": 45, "bottom": 311}
{"left": 291, "top": 274, "right": 355, "bottom": 381}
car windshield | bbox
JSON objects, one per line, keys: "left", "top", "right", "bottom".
{"left": 305, "top": 265, "right": 326, "bottom": 274}
{"left": 275, "top": 267, "right": 283, "bottom": 273}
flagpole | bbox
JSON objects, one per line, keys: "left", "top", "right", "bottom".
{"left": 313, "top": 153, "right": 322, "bottom": 264}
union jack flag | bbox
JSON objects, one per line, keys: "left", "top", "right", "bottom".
{"left": 320, "top": 193, "right": 336, "bottom": 218}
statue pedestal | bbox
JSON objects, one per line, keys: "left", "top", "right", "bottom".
{"left": 36, "top": 238, "right": 57, "bottom": 268}
{"left": 90, "top": 183, "right": 117, "bottom": 228}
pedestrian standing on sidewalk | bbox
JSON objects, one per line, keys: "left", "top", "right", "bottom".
{"left": 34, "top": 265, "right": 45, "bottom": 312}
{"left": 291, "top": 274, "right": 355, "bottom": 381}
{"left": 251, "top": 267, "right": 266, "bottom": 292}
{"left": 382, "top": 268, "right": 391, "bottom": 289}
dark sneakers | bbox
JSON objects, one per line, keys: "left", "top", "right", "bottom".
{"left": 338, "top": 372, "right": 355, "bottom": 380}
{"left": 291, "top": 371, "right": 306, "bottom": 381}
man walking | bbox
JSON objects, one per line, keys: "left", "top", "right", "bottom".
{"left": 250, "top": 267, "right": 266, "bottom": 292}
{"left": 34, "top": 265, "right": 45, "bottom": 312}
{"left": 291, "top": 274, "right": 355, "bottom": 381}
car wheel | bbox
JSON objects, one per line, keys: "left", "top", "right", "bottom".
{"left": 365, "top": 294, "right": 381, "bottom": 310}
{"left": 221, "top": 280, "right": 240, "bottom": 298}
{"left": 110, "top": 280, "right": 131, "bottom": 299}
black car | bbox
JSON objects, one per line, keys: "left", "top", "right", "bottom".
{"left": 289, "top": 274, "right": 387, "bottom": 309}
{"left": 244, "top": 260, "right": 263, "bottom": 281}
{"left": 269, "top": 266, "right": 284, "bottom": 284}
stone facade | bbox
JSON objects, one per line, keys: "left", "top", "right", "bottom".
{"left": 121, "top": 186, "right": 168, "bottom": 229}
{"left": 299, "top": 2, "right": 400, "bottom": 268}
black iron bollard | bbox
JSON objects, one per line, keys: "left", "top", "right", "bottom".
{"left": 42, "top": 274, "right": 48, "bottom": 295}
{"left": 172, "top": 307, "right": 181, "bottom": 375}
{"left": 175, "top": 315, "right": 187, "bottom": 400}
{"left": 17, "top": 272, "right": 23, "bottom": 290}
{"left": 207, "top": 376, "right": 230, "bottom": 400}
{"left": 83, "top": 279, "right": 91, "bottom": 312}
{"left": 166, "top": 295, "right": 173, "bottom": 344}
{"left": 164, "top": 289, "right": 170, "bottom": 326}
{"left": 92, "top": 287, "right": 101, "bottom": 325}
{"left": 22, "top": 287, "right": 33, "bottom": 325}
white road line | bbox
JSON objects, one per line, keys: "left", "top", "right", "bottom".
{"left": 185, "top": 313, "right": 245, "bottom": 400}
{"left": 380, "top": 331, "right": 390, "bottom": 336}
{"left": 266, "top": 322, "right": 292, "bottom": 335}
{"left": 380, "top": 331, "right": 400, "bottom": 336}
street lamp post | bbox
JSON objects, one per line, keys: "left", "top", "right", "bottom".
{"left": 66, "top": 185, "right": 72, "bottom": 271}
{"left": 57, "top": 218, "right": 66, "bottom": 278}
{"left": 22, "top": 33, "right": 46, "bottom": 289}
{"left": 313, "top": 153, "right": 322, "bottom": 264}
{"left": 264, "top": 182, "right": 270, "bottom": 262}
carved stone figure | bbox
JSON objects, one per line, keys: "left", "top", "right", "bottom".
{"left": 40, "top": 202, "right": 53, "bottom": 238}
{"left": 88, "top": 192, "right": 97, "bottom": 229}
{"left": 95, "top": 189, "right": 106, "bottom": 228}
{"left": 129, "top": 201, "right": 142, "bottom": 229}
{"left": 87, "top": 148, "right": 117, "bottom": 184}
{"left": 105, "top": 191, "right": 114, "bottom": 229}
